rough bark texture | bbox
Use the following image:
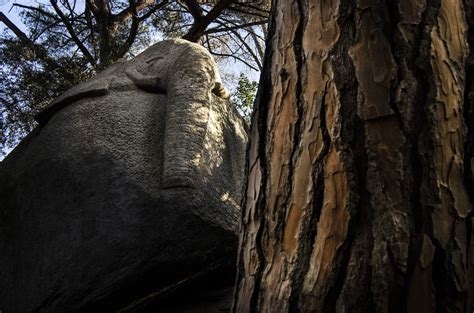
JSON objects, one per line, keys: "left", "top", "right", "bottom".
{"left": 234, "top": 0, "right": 473, "bottom": 312}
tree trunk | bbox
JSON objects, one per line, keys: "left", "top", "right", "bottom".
{"left": 233, "top": 0, "right": 473, "bottom": 312}
{"left": 98, "top": 21, "right": 117, "bottom": 68}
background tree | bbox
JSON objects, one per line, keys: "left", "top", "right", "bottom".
{"left": 232, "top": 72, "right": 258, "bottom": 124}
{"left": 234, "top": 0, "right": 473, "bottom": 312}
{"left": 0, "top": 0, "right": 268, "bottom": 154}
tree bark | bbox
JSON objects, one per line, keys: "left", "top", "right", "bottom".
{"left": 233, "top": 0, "right": 473, "bottom": 312}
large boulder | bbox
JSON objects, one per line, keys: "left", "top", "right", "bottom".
{"left": 0, "top": 39, "right": 247, "bottom": 312}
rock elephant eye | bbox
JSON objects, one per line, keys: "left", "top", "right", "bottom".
{"left": 146, "top": 56, "right": 164, "bottom": 64}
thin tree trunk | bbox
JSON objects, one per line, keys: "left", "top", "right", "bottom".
{"left": 233, "top": 0, "right": 473, "bottom": 312}
{"left": 98, "top": 21, "right": 116, "bottom": 67}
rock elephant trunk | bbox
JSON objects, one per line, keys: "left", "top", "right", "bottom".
{"left": 161, "top": 48, "right": 219, "bottom": 188}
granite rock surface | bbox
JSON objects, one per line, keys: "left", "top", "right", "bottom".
{"left": 0, "top": 39, "right": 247, "bottom": 312}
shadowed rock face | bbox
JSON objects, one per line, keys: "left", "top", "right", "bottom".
{"left": 0, "top": 39, "right": 247, "bottom": 312}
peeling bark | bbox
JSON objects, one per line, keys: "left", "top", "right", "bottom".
{"left": 233, "top": 0, "right": 473, "bottom": 312}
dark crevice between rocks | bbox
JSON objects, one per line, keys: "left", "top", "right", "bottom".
{"left": 121, "top": 256, "right": 236, "bottom": 313}
{"left": 77, "top": 247, "right": 237, "bottom": 313}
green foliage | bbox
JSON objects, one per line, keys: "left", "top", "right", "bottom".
{"left": 0, "top": 41, "right": 93, "bottom": 154}
{"left": 232, "top": 73, "right": 258, "bottom": 123}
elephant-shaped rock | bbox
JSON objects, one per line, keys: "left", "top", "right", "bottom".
{"left": 0, "top": 39, "right": 247, "bottom": 312}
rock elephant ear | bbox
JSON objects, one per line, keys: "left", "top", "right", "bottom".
{"left": 34, "top": 81, "right": 109, "bottom": 125}
{"left": 213, "top": 82, "right": 230, "bottom": 99}
{"left": 34, "top": 58, "right": 128, "bottom": 125}
{"left": 125, "top": 67, "right": 167, "bottom": 94}
{"left": 196, "top": 46, "right": 229, "bottom": 99}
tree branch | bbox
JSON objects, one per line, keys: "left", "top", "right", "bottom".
{"left": 50, "top": 0, "right": 96, "bottom": 65}
{"left": 209, "top": 51, "right": 259, "bottom": 71}
{"left": 206, "top": 34, "right": 259, "bottom": 71}
{"left": 0, "top": 12, "right": 60, "bottom": 69}
{"left": 12, "top": 4, "right": 58, "bottom": 20}
{"left": 0, "top": 12, "right": 32, "bottom": 44}
{"left": 204, "top": 20, "right": 267, "bottom": 35}
{"left": 203, "top": 0, "right": 232, "bottom": 22}
{"left": 86, "top": 0, "right": 100, "bottom": 17}
{"left": 229, "top": 29, "right": 262, "bottom": 69}
{"left": 138, "top": 0, "right": 169, "bottom": 22}
{"left": 114, "top": 0, "right": 155, "bottom": 23}
{"left": 84, "top": 3, "right": 97, "bottom": 59}
{"left": 182, "top": 0, "right": 233, "bottom": 42}
{"left": 182, "top": 0, "right": 203, "bottom": 19}
{"left": 86, "top": 0, "right": 110, "bottom": 19}
{"left": 116, "top": 0, "right": 140, "bottom": 58}
{"left": 230, "top": 2, "right": 270, "bottom": 18}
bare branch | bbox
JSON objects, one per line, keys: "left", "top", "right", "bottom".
{"left": 0, "top": 12, "right": 61, "bottom": 69}
{"left": 248, "top": 26, "right": 265, "bottom": 60}
{"left": 229, "top": 29, "right": 262, "bottom": 69}
{"left": 12, "top": 4, "right": 58, "bottom": 20}
{"left": 61, "top": 0, "right": 75, "bottom": 17}
{"left": 114, "top": 0, "right": 155, "bottom": 23}
{"left": 50, "top": 0, "right": 96, "bottom": 65}
{"left": 182, "top": 0, "right": 203, "bottom": 18}
{"left": 234, "top": 2, "right": 270, "bottom": 14}
{"left": 204, "top": 0, "right": 232, "bottom": 23}
{"left": 116, "top": 0, "right": 140, "bottom": 58}
{"left": 183, "top": 0, "right": 233, "bottom": 42}
{"left": 87, "top": 0, "right": 110, "bottom": 18}
{"left": 138, "top": 0, "right": 169, "bottom": 22}
{"left": 0, "top": 12, "right": 32, "bottom": 44}
{"left": 231, "top": 2, "right": 270, "bottom": 17}
{"left": 207, "top": 33, "right": 259, "bottom": 71}
{"left": 84, "top": 2, "right": 97, "bottom": 58}
{"left": 204, "top": 20, "right": 267, "bottom": 35}
{"left": 210, "top": 51, "right": 259, "bottom": 71}
{"left": 31, "top": 20, "right": 62, "bottom": 42}
{"left": 86, "top": 0, "right": 100, "bottom": 17}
